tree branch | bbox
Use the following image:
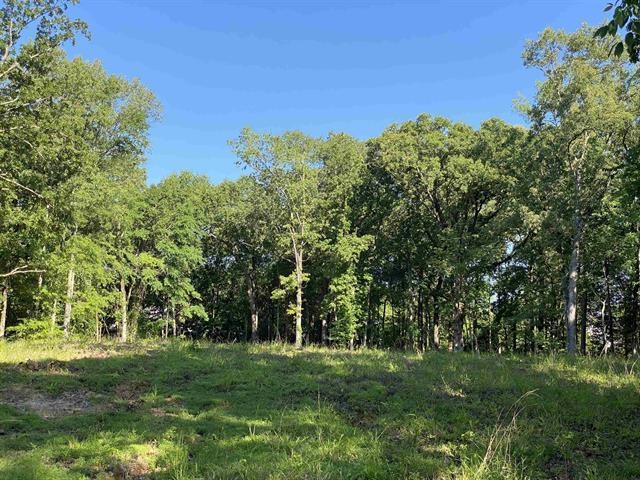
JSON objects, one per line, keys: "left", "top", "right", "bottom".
{"left": 0, "top": 265, "right": 45, "bottom": 278}
{"left": 0, "top": 171, "right": 51, "bottom": 207}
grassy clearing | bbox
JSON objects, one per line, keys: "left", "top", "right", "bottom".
{"left": 0, "top": 341, "right": 639, "bottom": 479}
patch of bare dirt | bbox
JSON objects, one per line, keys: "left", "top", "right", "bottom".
{"left": 111, "top": 456, "right": 153, "bottom": 479}
{"left": 1, "top": 386, "right": 98, "bottom": 418}
{"left": 93, "top": 454, "right": 157, "bottom": 480}
{"left": 16, "top": 359, "right": 80, "bottom": 374}
{"left": 114, "top": 380, "right": 150, "bottom": 410}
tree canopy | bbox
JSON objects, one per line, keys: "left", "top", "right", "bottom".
{"left": 1, "top": 1, "right": 639, "bottom": 356}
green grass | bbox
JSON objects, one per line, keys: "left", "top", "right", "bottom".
{"left": 0, "top": 341, "right": 639, "bottom": 479}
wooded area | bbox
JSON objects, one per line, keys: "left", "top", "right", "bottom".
{"left": 1, "top": 1, "right": 639, "bottom": 355}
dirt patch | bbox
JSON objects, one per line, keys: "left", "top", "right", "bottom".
{"left": 115, "top": 380, "right": 150, "bottom": 401}
{"left": 114, "top": 380, "right": 150, "bottom": 410}
{"left": 110, "top": 456, "right": 153, "bottom": 479}
{"left": 544, "top": 454, "right": 576, "bottom": 480}
{"left": 1, "top": 386, "right": 97, "bottom": 418}
{"left": 16, "top": 359, "right": 80, "bottom": 374}
{"left": 93, "top": 454, "right": 157, "bottom": 480}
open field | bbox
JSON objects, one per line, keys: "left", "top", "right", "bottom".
{"left": 0, "top": 341, "right": 639, "bottom": 479}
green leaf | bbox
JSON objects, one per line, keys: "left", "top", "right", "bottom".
{"left": 614, "top": 8, "right": 629, "bottom": 27}
{"left": 625, "top": 31, "right": 635, "bottom": 47}
{"left": 604, "top": 3, "right": 613, "bottom": 12}
{"left": 614, "top": 41, "right": 625, "bottom": 56}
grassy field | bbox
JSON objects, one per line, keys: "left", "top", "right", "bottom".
{"left": 0, "top": 341, "right": 639, "bottom": 480}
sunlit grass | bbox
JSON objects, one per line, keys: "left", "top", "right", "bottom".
{"left": 0, "top": 340, "right": 639, "bottom": 479}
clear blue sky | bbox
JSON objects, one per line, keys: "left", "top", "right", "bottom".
{"left": 67, "top": 0, "right": 605, "bottom": 184}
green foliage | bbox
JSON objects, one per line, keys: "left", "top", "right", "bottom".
{"left": 595, "top": 0, "right": 640, "bottom": 62}
{"left": 0, "top": 0, "right": 638, "bottom": 360}
{"left": 7, "top": 318, "right": 61, "bottom": 339}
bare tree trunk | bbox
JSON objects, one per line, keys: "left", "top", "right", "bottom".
{"left": 120, "top": 277, "right": 128, "bottom": 342}
{"left": 629, "top": 239, "right": 640, "bottom": 355}
{"left": 173, "top": 306, "right": 178, "bottom": 337}
{"left": 580, "top": 291, "right": 588, "bottom": 355}
{"left": 294, "top": 247, "right": 303, "bottom": 349}
{"left": 417, "top": 287, "right": 424, "bottom": 351}
{"left": 452, "top": 301, "right": 465, "bottom": 352}
{"left": 95, "top": 313, "right": 101, "bottom": 342}
{"left": 604, "top": 259, "right": 614, "bottom": 354}
{"left": 381, "top": 299, "right": 387, "bottom": 346}
{"left": 452, "top": 275, "right": 465, "bottom": 352}
{"left": 248, "top": 265, "right": 259, "bottom": 342}
{"left": 51, "top": 298, "right": 58, "bottom": 332}
{"left": 424, "top": 296, "right": 432, "bottom": 350}
{"left": 473, "top": 315, "right": 479, "bottom": 353}
{"left": 363, "top": 287, "right": 372, "bottom": 348}
{"left": 63, "top": 266, "right": 75, "bottom": 339}
{"left": 433, "top": 275, "right": 442, "bottom": 350}
{"left": 249, "top": 289, "right": 258, "bottom": 342}
{"left": 564, "top": 219, "right": 581, "bottom": 354}
{"left": 163, "top": 308, "right": 169, "bottom": 339}
{"left": 0, "top": 278, "right": 8, "bottom": 338}
{"left": 321, "top": 314, "right": 328, "bottom": 345}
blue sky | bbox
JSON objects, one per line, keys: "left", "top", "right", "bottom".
{"left": 67, "top": 0, "right": 606, "bottom": 184}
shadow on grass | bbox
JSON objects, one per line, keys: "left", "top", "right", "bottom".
{"left": 0, "top": 343, "right": 639, "bottom": 479}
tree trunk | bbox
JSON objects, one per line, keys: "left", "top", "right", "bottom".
{"left": 433, "top": 275, "right": 442, "bottom": 350}
{"left": 473, "top": 315, "right": 479, "bottom": 353}
{"left": 63, "top": 266, "right": 75, "bottom": 339}
{"left": 627, "top": 239, "right": 640, "bottom": 355}
{"left": 452, "top": 276, "right": 465, "bottom": 352}
{"left": 424, "top": 296, "right": 432, "bottom": 350}
{"left": 294, "top": 247, "right": 303, "bottom": 349}
{"left": 247, "top": 257, "right": 259, "bottom": 342}
{"left": 120, "top": 277, "right": 128, "bottom": 342}
{"left": 564, "top": 219, "right": 581, "bottom": 354}
{"left": 95, "top": 313, "right": 101, "bottom": 342}
{"left": 173, "top": 312, "right": 177, "bottom": 337}
{"left": 0, "top": 278, "right": 8, "bottom": 338}
{"left": 163, "top": 310, "right": 168, "bottom": 339}
{"left": 51, "top": 298, "right": 58, "bottom": 332}
{"left": 381, "top": 299, "right": 387, "bottom": 346}
{"left": 417, "top": 287, "right": 424, "bottom": 351}
{"left": 604, "top": 259, "right": 614, "bottom": 354}
{"left": 580, "top": 291, "right": 588, "bottom": 355}
{"left": 363, "top": 287, "right": 372, "bottom": 348}
{"left": 321, "top": 314, "right": 328, "bottom": 345}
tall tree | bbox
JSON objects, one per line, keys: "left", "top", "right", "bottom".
{"left": 145, "top": 172, "right": 210, "bottom": 338}
{"left": 368, "top": 115, "right": 527, "bottom": 351}
{"left": 232, "top": 129, "right": 320, "bottom": 348}
{"left": 523, "top": 27, "right": 637, "bottom": 353}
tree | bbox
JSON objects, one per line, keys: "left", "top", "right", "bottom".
{"left": 232, "top": 129, "right": 321, "bottom": 348}
{"left": 0, "top": 0, "right": 86, "bottom": 337}
{"left": 205, "top": 176, "right": 275, "bottom": 342}
{"left": 317, "top": 133, "right": 372, "bottom": 347}
{"left": 523, "top": 27, "right": 637, "bottom": 353}
{"left": 367, "top": 115, "right": 527, "bottom": 351}
{"left": 146, "top": 172, "right": 210, "bottom": 338}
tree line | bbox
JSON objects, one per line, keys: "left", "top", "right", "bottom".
{"left": 1, "top": 1, "right": 639, "bottom": 355}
